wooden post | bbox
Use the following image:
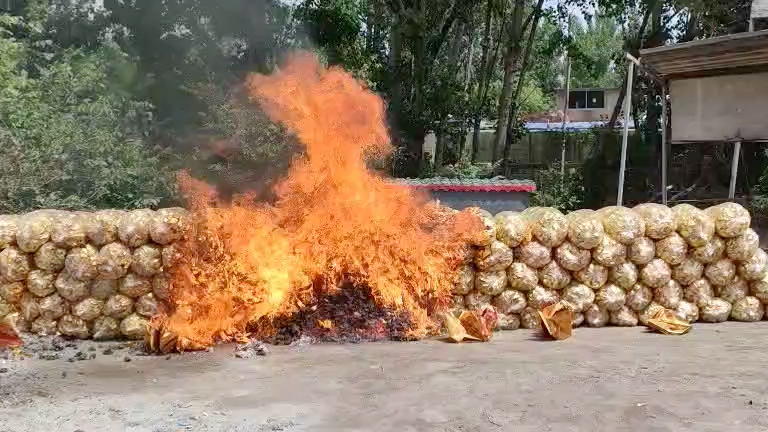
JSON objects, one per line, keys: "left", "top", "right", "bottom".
{"left": 617, "top": 56, "right": 636, "bottom": 206}
{"left": 560, "top": 57, "right": 571, "bottom": 176}
{"left": 729, "top": 141, "right": 742, "bottom": 200}
{"left": 661, "top": 84, "right": 668, "bottom": 205}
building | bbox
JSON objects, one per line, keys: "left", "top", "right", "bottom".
{"left": 552, "top": 87, "right": 622, "bottom": 122}
{"left": 639, "top": 29, "right": 768, "bottom": 202}
{"left": 752, "top": 0, "right": 768, "bottom": 30}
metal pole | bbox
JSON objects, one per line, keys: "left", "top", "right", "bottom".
{"left": 617, "top": 59, "right": 635, "bottom": 206}
{"left": 560, "top": 57, "right": 571, "bottom": 176}
{"left": 661, "top": 84, "right": 668, "bottom": 205}
{"left": 729, "top": 141, "right": 742, "bottom": 200}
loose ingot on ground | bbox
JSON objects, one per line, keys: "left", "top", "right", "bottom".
{"left": 538, "top": 301, "right": 574, "bottom": 340}
{"left": 444, "top": 312, "right": 480, "bottom": 343}
{"left": 459, "top": 309, "right": 496, "bottom": 341}
{"left": 444, "top": 308, "right": 497, "bottom": 342}
{"left": 645, "top": 308, "right": 691, "bottom": 335}
{"left": 0, "top": 316, "right": 22, "bottom": 348}
{"left": 145, "top": 326, "right": 179, "bottom": 354}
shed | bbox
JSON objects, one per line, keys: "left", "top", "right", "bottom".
{"left": 638, "top": 29, "right": 768, "bottom": 201}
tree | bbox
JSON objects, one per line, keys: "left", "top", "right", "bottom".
{"left": 527, "top": 13, "right": 566, "bottom": 95}
{"left": 568, "top": 13, "right": 623, "bottom": 88}
{"left": 0, "top": 14, "right": 172, "bottom": 212}
{"left": 382, "top": 0, "right": 477, "bottom": 176}
{"left": 569, "top": 0, "right": 752, "bottom": 206}
{"left": 102, "top": 0, "right": 300, "bottom": 134}
{"left": 491, "top": 0, "right": 547, "bottom": 163}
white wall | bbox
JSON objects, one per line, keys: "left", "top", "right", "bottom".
{"left": 670, "top": 72, "right": 768, "bottom": 142}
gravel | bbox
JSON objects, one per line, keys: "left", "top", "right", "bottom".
{"left": 4, "top": 324, "right": 768, "bottom": 431}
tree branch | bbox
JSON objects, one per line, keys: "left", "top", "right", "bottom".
{"left": 426, "top": 0, "right": 464, "bottom": 61}
{"left": 607, "top": 0, "right": 657, "bottom": 130}
{"left": 513, "top": 0, "right": 545, "bottom": 103}
{"left": 503, "top": 0, "right": 545, "bottom": 159}
{"left": 520, "top": 0, "right": 545, "bottom": 37}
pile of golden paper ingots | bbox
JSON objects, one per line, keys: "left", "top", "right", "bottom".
{"left": 0, "top": 208, "right": 187, "bottom": 341}
{"left": 448, "top": 202, "right": 766, "bottom": 340}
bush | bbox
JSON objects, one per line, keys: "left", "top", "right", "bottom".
{"left": 530, "top": 163, "right": 585, "bottom": 212}
{"left": 0, "top": 16, "right": 173, "bottom": 213}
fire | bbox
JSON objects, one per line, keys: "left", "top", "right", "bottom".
{"left": 150, "top": 52, "right": 480, "bottom": 350}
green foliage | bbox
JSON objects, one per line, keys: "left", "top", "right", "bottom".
{"left": 530, "top": 163, "right": 585, "bottom": 212}
{"left": 528, "top": 13, "right": 567, "bottom": 95}
{"left": 568, "top": 13, "right": 624, "bottom": 89}
{"left": 752, "top": 166, "right": 768, "bottom": 212}
{"left": 431, "top": 161, "right": 493, "bottom": 179}
{"left": 102, "top": 0, "right": 300, "bottom": 132}
{"left": 529, "top": 11, "right": 624, "bottom": 93}
{"left": 0, "top": 16, "right": 173, "bottom": 213}
{"left": 517, "top": 78, "right": 554, "bottom": 115}
{"left": 296, "top": 0, "right": 362, "bottom": 65}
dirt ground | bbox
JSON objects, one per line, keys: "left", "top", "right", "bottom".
{"left": 2, "top": 323, "right": 768, "bottom": 432}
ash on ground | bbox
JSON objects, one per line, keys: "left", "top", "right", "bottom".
{"left": 1, "top": 334, "right": 135, "bottom": 363}
{"left": 234, "top": 339, "right": 269, "bottom": 359}
{"left": 258, "top": 283, "right": 416, "bottom": 345}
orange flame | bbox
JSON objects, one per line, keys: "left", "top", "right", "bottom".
{"left": 158, "top": 52, "right": 480, "bottom": 347}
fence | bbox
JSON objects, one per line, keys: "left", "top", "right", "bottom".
{"left": 426, "top": 124, "right": 768, "bottom": 209}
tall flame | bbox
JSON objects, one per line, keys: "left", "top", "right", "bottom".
{"left": 158, "top": 52, "right": 480, "bottom": 347}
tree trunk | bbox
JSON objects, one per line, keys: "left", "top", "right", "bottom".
{"left": 459, "top": 29, "right": 475, "bottom": 162}
{"left": 492, "top": 48, "right": 520, "bottom": 162}
{"left": 606, "top": 1, "right": 656, "bottom": 130}
{"left": 458, "top": 131, "right": 468, "bottom": 163}
{"left": 470, "top": 0, "right": 494, "bottom": 163}
{"left": 410, "top": 34, "right": 428, "bottom": 176}
{"left": 471, "top": 116, "right": 483, "bottom": 162}
{"left": 464, "top": 30, "right": 476, "bottom": 92}
{"left": 434, "top": 121, "right": 447, "bottom": 170}
{"left": 389, "top": 0, "right": 468, "bottom": 176}
{"left": 388, "top": 20, "right": 406, "bottom": 175}
{"left": 491, "top": 0, "right": 524, "bottom": 163}
{"left": 503, "top": 0, "right": 546, "bottom": 160}
{"left": 645, "top": 1, "right": 664, "bottom": 192}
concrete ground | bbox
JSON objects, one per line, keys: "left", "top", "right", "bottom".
{"left": 2, "top": 323, "right": 768, "bottom": 432}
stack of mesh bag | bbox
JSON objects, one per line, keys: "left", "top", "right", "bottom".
{"left": 0, "top": 208, "right": 187, "bottom": 340}
{"left": 453, "top": 202, "right": 767, "bottom": 331}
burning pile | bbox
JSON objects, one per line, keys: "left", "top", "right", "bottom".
{"left": 3, "top": 53, "right": 767, "bottom": 350}
{"left": 147, "top": 52, "right": 481, "bottom": 351}
{"left": 0, "top": 54, "right": 481, "bottom": 350}
{"left": 454, "top": 203, "right": 768, "bottom": 330}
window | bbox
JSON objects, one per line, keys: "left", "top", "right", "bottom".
{"left": 568, "top": 90, "right": 605, "bottom": 109}
{"left": 754, "top": 17, "right": 768, "bottom": 31}
{"left": 568, "top": 91, "right": 587, "bottom": 109}
{"left": 586, "top": 90, "right": 605, "bottom": 108}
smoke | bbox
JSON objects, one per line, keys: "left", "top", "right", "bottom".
{"left": 168, "top": 0, "right": 351, "bottom": 205}
{"left": 170, "top": 0, "right": 314, "bottom": 204}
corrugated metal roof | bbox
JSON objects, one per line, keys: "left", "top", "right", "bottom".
{"left": 640, "top": 30, "right": 768, "bottom": 78}
{"left": 525, "top": 120, "right": 635, "bottom": 132}
{"left": 391, "top": 177, "right": 537, "bottom": 192}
